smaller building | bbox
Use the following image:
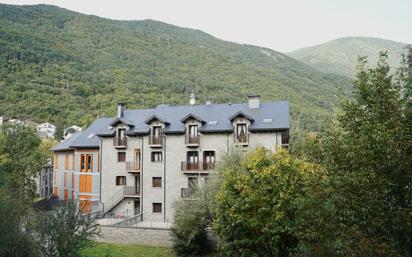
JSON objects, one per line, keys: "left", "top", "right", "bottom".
{"left": 37, "top": 122, "right": 56, "bottom": 139}
{"left": 0, "top": 116, "right": 3, "bottom": 126}
{"left": 39, "top": 158, "right": 53, "bottom": 198}
{"left": 63, "top": 125, "right": 82, "bottom": 140}
{"left": 8, "top": 118, "right": 25, "bottom": 126}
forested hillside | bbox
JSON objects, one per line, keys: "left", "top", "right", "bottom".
{"left": 288, "top": 37, "right": 407, "bottom": 77}
{"left": 0, "top": 4, "right": 352, "bottom": 131}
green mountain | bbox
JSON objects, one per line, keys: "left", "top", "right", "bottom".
{"left": 288, "top": 37, "right": 408, "bottom": 78}
{"left": 0, "top": 4, "right": 351, "bottom": 131}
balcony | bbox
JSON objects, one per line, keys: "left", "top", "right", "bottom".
{"left": 181, "top": 188, "right": 193, "bottom": 199}
{"left": 234, "top": 133, "right": 249, "bottom": 146}
{"left": 148, "top": 135, "right": 163, "bottom": 147}
{"left": 185, "top": 135, "right": 200, "bottom": 146}
{"left": 123, "top": 186, "right": 140, "bottom": 197}
{"left": 181, "top": 161, "right": 216, "bottom": 174}
{"left": 113, "top": 137, "right": 127, "bottom": 148}
{"left": 125, "top": 162, "right": 140, "bottom": 173}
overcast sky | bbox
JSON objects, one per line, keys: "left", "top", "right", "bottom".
{"left": 2, "top": 0, "right": 411, "bottom": 52}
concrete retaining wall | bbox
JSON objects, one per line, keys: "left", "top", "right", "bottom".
{"left": 95, "top": 225, "right": 174, "bottom": 247}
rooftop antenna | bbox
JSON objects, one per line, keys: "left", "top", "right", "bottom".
{"left": 189, "top": 91, "right": 196, "bottom": 105}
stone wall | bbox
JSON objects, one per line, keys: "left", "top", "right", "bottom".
{"left": 95, "top": 225, "right": 174, "bottom": 247}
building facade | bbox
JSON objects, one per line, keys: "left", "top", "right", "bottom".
{"left": 39, "top": 158, "right": 54, "bottom": 198}
{"left": 52, "top": 95, "right": 290, "bottom": 223}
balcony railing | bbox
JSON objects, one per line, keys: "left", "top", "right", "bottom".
{"left": 234, "top": 133, "right": 249, "bottom": 145}
{"left": 123, "top": 186, "right": 140, "bottom": 196}
{"left": 126, "top": 161, "right": 140, "bottom": 172}
{"left": 148, "top": 135, "right": 163, "bottom": 146}
{"left": 113, "top": 137, "right": 127, "bottom": 148}
{"left": 185, "top": 135, "right": 200, "bottom": 145}
{"left": 181, "top": 188, "right": 193, "bottom": 199}
{"left": 181, "top": 161, "right": 216, "bottom": 172}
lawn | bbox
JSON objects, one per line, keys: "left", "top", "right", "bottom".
{"left": 83, "top": 243, "right": 177, "bottom": 257}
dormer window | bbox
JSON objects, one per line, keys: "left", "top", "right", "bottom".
{"left": 149, "top": 126, "right": 163, "bottom": 146}
{"left": 114, "top": 128, "right": 127, "bottom": 148}
{"left": 235, "top": 123, "right": 248, "bottom": 144}
{"left": 186, "top": 125, "right": 200, "bottom": 145}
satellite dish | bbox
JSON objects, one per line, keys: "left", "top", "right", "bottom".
{"left": 189, "top": 93, "right": 196, "bottom": 105}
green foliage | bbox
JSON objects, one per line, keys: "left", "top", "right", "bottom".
{"left": 82, "top": 243, "right": 177, "bottom": 257}
{"left": 0, "top": 189, "right": 40, "bottom": 257}
{"left": 172, "top": 175, "right": 220, "bottom": 257}
{"left": 214, "top": 148, "right": 325, "bottom": 257}
{"left": 289, "top": 37, "right": 407, "bottom": 77}
{"left": 0, "top": 125, "right": 47, "bottom": 203}
{"left": 36, "top": 202, "right": 101, "bottom": 257}
{"left": 0, "top": 4, "right": 352, "bottom": 131}
{"left": 297, "top": 52, "right": 412, "bottom": 256}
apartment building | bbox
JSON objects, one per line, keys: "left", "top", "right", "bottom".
{"left": 51, "top": 118, "right": 112, "bottom": 212}
{"left": 52, "top": 95, "right": 290, "bottom": 223}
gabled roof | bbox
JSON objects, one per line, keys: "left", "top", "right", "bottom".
{"left": 144, "top": 114, "right": 170, "bottom": 125}
{"left": 229, "top": 111, "right": 254, "bottom": 122}
{"left": 52, "top": 118, "right": 112, "bottom": 151}
{"left": 180, "top": 113, "right": 205, "bottom": 123}
{"left": 110, "top": 117, "right": 134, "bottom": 127}
{"left": 52, "top": 100, "right": 290, "bottom": 151}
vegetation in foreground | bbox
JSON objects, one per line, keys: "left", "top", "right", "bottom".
{"left": 83, "top": 243, "right": 177, "bottom": 257}
{"left": 172, "top": 50, "right": 412, "bottom": 257}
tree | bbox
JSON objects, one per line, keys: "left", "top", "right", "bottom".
{"left": 300, "top": 52, "right": 412, "bottom": 256}
{"left": 172, "top": 174, "right": 221, "bottom": 257}
{"left": 36, "top": 202, "right": 100, "bottom": 257}
{"left": 0, "top": 125, "right": 47, "bottom": 205}
{"left": 214, "top": 148, "right": 325, "bottom": 257}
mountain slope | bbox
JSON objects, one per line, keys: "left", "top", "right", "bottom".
{"left": 288, "top": 37, "right": 408, "bottom": 77}
{"left": 0, "top": 4, "right": 351, "bottom": 131}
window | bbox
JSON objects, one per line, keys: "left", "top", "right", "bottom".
{"left": 116, "top": 176, "right": 126, "bottom": 186}
{"left": 153, "top": 203, "right": 162, "bottom": 213}
{"left": 188, "top": 177, "right": 198, "bottom": 190}
{"left": 151, "top": 151, "right": 162, "bottom": 162}
{"left": 80, "top": 154, "right": 93, "bottom": 172}
{"left": 152, "top": 177, "right": 162, "bottom": 187}
{"left": 117, "top": 128, "right": 126, "bottom": 139}
{"left": 203, "top": 151, "right": 215, "bottom": 170}
{"left": 236, "top": 123, "right": 248, "bottom": 143}
{"left": 187, "top": 151, "right": 199, "bottom": 170}
{"left": 188, "top": 125, "right": 198, "bottom": 137}
{"left": 152, "top": 126, "right": 162, "bottom": 137}
{"left": 118, "top": 152, "right": 126, "bottom": 162}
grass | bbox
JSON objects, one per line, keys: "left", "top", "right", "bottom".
{"left": 83, "top": 243, "right": 177, "bottom": 257}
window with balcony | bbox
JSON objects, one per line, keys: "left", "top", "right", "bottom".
{"left": 117, "top": 152, "right": 126, "bottom": 162}
{"left": 151, "top": 151, "right": 162, "bottom": 162}
{"left": 235, "top": 123, "right": 248, "bottom": 144}
{"left": 186, "top": 151, "right": 199, "bottom": 170}
{"left": 203, "top": 151, "right": 215, "bottom": 170}
{"left": 186, "top": 125, "right": 199, "bottom": 144}
{"left": 150, "top": 126, "right": 162, "bottom": 145}
{"left": 114, "top": 128, "right": 127, "bottom": 147}
{"left": 116, "top": 176, "right": 126, "bottom": 186}
{"left": 153, "top": 203, "right": 162, "bottom": 213}
{"left": 152, "top": 177, "right": 162, "bottom": 187}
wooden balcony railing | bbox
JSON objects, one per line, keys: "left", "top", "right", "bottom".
{"left": 234, "top": 133, "right": 249, "bottom": 145}
{"left": 126, "top": 161, "right": 140, "bottom": 172}
{"left": 148, "top": 135, "right": 163, "bottom": 146}
{"left": 185, "top": 135, "right": 200, "bottom": 145}
{"left": 113, "top": 137, "right": 127, "bottom": 148}
{"left": 181, "top": 161, "right": 216, "bottom": 172}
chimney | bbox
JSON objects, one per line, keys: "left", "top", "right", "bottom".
{"left": 248, "top": 94, "right": 260, "bottom": 109}
{"left": 205, "top": 97, "right": 213, "bottom": 105}
{"left": 117, "top": 102, "right": 125, "bottom": 118}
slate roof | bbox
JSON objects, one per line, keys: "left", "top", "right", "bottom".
{"left": 52, "top": 118, "right": 112, "bottom": 151}
{"left": 52, "top": 101, "right": 290, "bottom": 151}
